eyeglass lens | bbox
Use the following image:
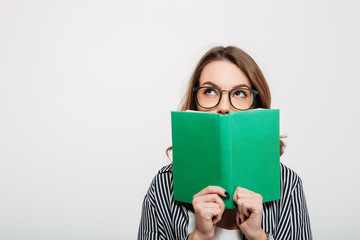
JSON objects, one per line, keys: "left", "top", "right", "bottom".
{"left": 196, "top": 87, "right": 254, "bottom": 110}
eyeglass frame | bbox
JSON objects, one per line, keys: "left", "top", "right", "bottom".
{"left": 193, "top": 86, "right": 259, "bottom": 111}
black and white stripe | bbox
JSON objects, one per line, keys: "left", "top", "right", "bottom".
{"left": 138, "top": 163, "right": 312, "bottom": 240}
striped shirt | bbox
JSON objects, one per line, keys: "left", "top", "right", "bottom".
{"left": 138, "top": 163, "right": 312, "bottom": 240}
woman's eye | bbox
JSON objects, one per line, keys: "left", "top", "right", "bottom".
{"left": 233, "top": 90, "right": 247, "bottom": 98}
{"left": 204, "top": 88, "right": 217, "bottom": 96}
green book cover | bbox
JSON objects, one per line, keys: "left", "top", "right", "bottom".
{"left": 171, "top": 109, "right": 280, "bottom": 209}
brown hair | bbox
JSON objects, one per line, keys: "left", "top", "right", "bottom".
{"left": 167, "top": 46, "right": 286, "bottom": 158}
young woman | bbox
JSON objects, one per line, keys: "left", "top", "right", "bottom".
{"left": 138, "top": 46, "right": 312, "bottom": 240}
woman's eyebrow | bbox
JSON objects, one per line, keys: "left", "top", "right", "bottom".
{"left": 232, "top": 83, "right": 251, "bottom": 89}
{"left": 201, "top": 81, "right": 251, "bottom": 89}
{"left": 201, "top": 81, "right": 219, "bottom": 88}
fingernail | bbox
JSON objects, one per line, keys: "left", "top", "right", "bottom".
{"left": 224, "top": 191, "right": 230, "bottom": 197}
{"left": 238, "top": 217, "right": 241, "bottom": 224}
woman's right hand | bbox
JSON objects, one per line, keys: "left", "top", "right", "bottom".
{"left": 189, "top": 186, "right": 228, "bottom": 240}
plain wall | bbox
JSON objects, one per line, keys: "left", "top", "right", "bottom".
{"left": 1, "top": 0, "right": 359, "bottom": 239}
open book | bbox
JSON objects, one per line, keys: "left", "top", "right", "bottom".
{"left": 171, "top": 109, "right": 281, "bottom": 209}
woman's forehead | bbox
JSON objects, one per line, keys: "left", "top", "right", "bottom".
{"left": 199, "top": 60, "right": 251, "bottom": 88}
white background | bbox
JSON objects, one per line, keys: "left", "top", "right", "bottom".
{"left": 1, "top": 0, "right": 359, "bottom": 239}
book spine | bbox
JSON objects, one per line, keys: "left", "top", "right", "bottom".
{"left": 219, "top": 114, "right": 233, "bottom": 208}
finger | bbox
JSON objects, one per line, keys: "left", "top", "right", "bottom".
{"left": 237, "top": 210, "right": 246, "bottom": 225}
{"left": 233, "top": 186, "right": 246, "bottom": 202}
{"left": 193, "top": 194, "right": 225, "bottom": 214}
{"left": 242, "top": 200, "right": 263, "bottom": 215}
{"left": 233, "top": 187, "right": 263, "bottom": 203}
{"left": 234, "top": 186, "right": 253, "bottom": 194}
{"left": 201, "top": 202, "right": 222, "bottom": 209}
{"left": 233, "top": 186, "right": 257, "bottom": 199}
{"left": 194, "top": 186, "right": 229, "bottom": 198}
{"left": 203, "top": 203, "right": 225, "bottom": 220}
{"left": 194, "top": 193, "right": 224, "bottom": 204}
{"left": 235, "top": 199, "right": 262, "bottom": 218}
{"left": 195, "top": 205, "right": 222, "bottom": 224}
{"left": 197, "top": 193, "right": 225, "bottom": 216}
{"left": 238, "top": 193, "right": 263, "bottom": 204}
{"left": 236, "top": 199, "right": 250, "bottom": 218}
{"left": 210, "top": 207, "right": 223, "bottom": 224}
{"left": 198, "top": 197, "right": 225, "bottom": 223}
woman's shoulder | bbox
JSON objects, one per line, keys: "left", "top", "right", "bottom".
{"left": 158, "top": 163, "right": 173, "bottom": 174}
{"left": 152, "top": 164, "right": 173, "bottom": 183}
{"left": 280, "top": 162, "right": 304, "bottom": 195}
{"left": 145, "top": 164, "right": 174, "bottom": 199}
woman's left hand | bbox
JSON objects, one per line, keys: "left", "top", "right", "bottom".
{"left": 233, "top": 187, "right": 267, "bottom": 240}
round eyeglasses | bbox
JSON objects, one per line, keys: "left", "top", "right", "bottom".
{"left": 193, "top": 86, "right": 258, "bottom": 111}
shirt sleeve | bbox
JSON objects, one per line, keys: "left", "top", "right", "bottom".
{"left": 138, "top": 171, "right": 191, "bottom": 240}
{"left": 138, "top": 181, "right": 160, "bottom": 240}
{"left": 289, "top": 178, "right": 312, "bottom": 240}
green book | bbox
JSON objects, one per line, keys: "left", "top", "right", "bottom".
{"left": 171, "top": 109, "right": 280, "bottom": 209}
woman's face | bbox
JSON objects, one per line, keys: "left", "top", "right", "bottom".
{"left": 197, "top": 60, "right": 252, "bottom": 114}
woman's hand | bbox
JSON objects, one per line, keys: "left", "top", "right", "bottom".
{"left": 189, "top": 186, "right": 228, "bottom": 240}
{"left": 233, "top": 187, "right": 267, "bottom": 240}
